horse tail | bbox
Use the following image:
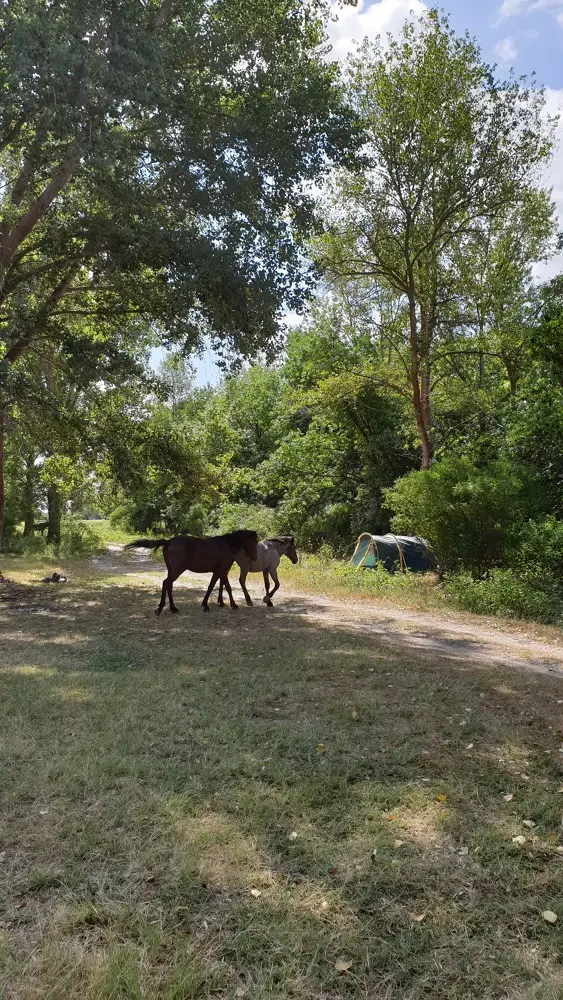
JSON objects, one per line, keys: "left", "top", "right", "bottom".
{"left": 124, "top": 539, "right": 168, "bottom": 551}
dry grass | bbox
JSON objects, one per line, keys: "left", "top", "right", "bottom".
{"left": 0, "top": 559, "right": 562, "bottom": 1000}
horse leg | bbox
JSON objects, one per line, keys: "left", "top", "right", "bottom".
{"left": 266, "top": 568, "right": 280, "bottom": 606}
{"left": 159, "top": 548, "right": 182, "bottom": 614}
{"left": 156, "top": 577, "right": 169, "bottom": 616}
{"left": 239, "top": 569, "right": 253, "bottom": 606}
{"left": 262, "top": 570, "right": 272, "bottom": 605}
{"left": 217, "top": 578, "right": 226, "bottom": 606}
{"left": 221, "top": 574, "right": 238, "bottom": 610}
{"left": 167, "top": 574, "right": 180, "bottom": 614}
{"left": 202, "top": 571, "right": 220, "bottom": 611}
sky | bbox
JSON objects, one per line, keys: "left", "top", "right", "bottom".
{"left": 172, "top": 0, "right": 563, "bottom": 386}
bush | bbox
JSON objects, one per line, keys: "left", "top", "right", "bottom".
{"left": 445, "top": 570, "right": 563, "bottom": 625}
{"left": 1, "top": 533, "right": 48, "bottom": 555}
{"left": 384, "top": 456, "right": 542, "bottom": 578}
{"left": 167, "top": 502, "right": 208, "bottom": 536}
{"left": 512, "top": 516, "right": 563, "bottom": 596}
{"left": 58, "top": 517, "right": 102, "bottom": 557}
{"left": 215, "top": 502, "right": 279, "bottom": 539}
{"left": 274, "top": 501, "right": 352, "bottom": 556}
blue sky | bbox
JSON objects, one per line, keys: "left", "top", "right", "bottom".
{"left": 171, "top": 0, "right": 563, "bottom": 386}
{"left": 329, "top": 1, "right": 563, "bottom": 87}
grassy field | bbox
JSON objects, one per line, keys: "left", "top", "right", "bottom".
{"left": 1, "top": 556, "right": 562, "bottom": 1000}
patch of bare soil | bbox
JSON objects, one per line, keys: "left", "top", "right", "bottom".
{"left": 93, "top": 544, "right": 563, "bottom": 678}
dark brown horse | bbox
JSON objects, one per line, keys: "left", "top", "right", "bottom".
{"left": 125, "top": 530, "right": 258, "bottom": 615}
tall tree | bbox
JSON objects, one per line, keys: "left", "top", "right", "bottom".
{"left": 315, "top": 8, "right": 556, "bottom": 467}
{"left": 0, "top": 0, "right": 359, "bottom": 543}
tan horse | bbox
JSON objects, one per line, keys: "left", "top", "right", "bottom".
{"left": 218, "top": 535, "right": 298, "bottom": 607}
{"left": 126, "top": 530, "right": 258, "bottom": 615}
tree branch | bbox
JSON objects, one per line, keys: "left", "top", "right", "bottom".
{"left": 154, "top": 0, "right": 174, "bottom": 28}
{"left": 0, "top": 117, "right": 25, "bottom": 156}
{"left": 0, "top": 146, "right": 81, "bottom": 278}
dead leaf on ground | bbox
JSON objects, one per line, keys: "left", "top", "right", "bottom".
{"left": 288, "top": 831, "right": 298, "bottom": 841}
{"left": 316, "top": 744, "right": 325, "bottom": 753}
{"left": 435, "top": 794, "right": 447, "bottom": 803}
{"left": 542, "top": 910, "right": 558, "bottom": 924}
{"left": 522, "top": 820, "right": 536, "bottom": 829}
{"left": 250, "top": 889, "right": 261, "bottom": 898}
{"left": 335, "top": 959, "right": 353, "bottom": 973}
{"left": 393, "top": 839, "right": 405, "bottom": 849}
{"left": 512, "top": 835, "right": 526, "bottom": 846}
{"left": 503, "top": 794, "right": 514, "bottom": 802}
{"left": 412, "top": 913, "right": 426, "bottom": 922}
{"left": 386, "top": 814, "right": 396, "bottom": 821}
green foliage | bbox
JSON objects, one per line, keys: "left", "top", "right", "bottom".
{"left": 215, "top": 502, "right": 279, "bottom": 540}
{"left": 1, "top": 533, "right": 48, "bottom": 555}
{"left": 314, "top": 9, "right": 556, "bottom": 466}
{"left": 58, "top": 517, "right": 103, "bottom": 557}
{"left": 512, "top": 517, "right": 563, "bottom": 597}
{"left": 385, "top": 457, "right": 544, "bottom": 578}
{"left": 444, "top": 570, "right": 563, "bottom": 625}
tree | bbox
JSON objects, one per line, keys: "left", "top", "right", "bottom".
{"left": 315, "top": 9, "right": 557, "bottom": 467}
{"left": 0, "top": 0, "right": 360, "bottom": 544}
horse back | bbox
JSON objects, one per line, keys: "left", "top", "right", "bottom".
{"left": 237, "top": 540, "right": 278, "bottom": 574}
{"left": 167, "top": 534, "right": 234, "bottom": 573}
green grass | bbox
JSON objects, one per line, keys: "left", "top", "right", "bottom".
{"left": 1, "top": 561, "right": 562, "bottom": 999}
{"left": 75, "top": 519, "right": 138, "bottom": 546}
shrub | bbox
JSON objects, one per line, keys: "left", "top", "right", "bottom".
{"left": 444, "top": 570, "right": 563, "bottom": 625}
{"left": 167, "top": 502, "right": 208, "bottom": 536}
{"left": 58, "top": 517, "right": 102, "bottom": 557}
{"left": 384, "top": 456, "right": 541, "bottom": 578}
{"left": 512, "top": 516, "right": 563, "bottom": 596}
{"left": 1, "top": 533, "right": 48, "bottom": 555}
{"left": 215, "top": 502, "right": 278, "bottom": 539}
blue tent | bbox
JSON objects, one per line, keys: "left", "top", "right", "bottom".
{"left": 350, "top": 533, "right": 435, "bottom": 573}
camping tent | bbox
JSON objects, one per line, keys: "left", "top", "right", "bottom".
{"left": 350, "top": 533, "right": 434, "bottom": 573}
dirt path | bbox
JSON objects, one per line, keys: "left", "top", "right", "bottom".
{"left": 93, "top": 544, "right": 563, "bottom": 678}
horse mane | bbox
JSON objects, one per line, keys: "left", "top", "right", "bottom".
{"left": 221, "top": 529, "right": 257, "bottom": 544}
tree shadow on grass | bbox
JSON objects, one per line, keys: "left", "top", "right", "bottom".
{"left": 0, "top": 577, "right": 562, "bottom": 999}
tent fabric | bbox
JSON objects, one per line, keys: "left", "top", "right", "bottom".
{"left": 350, "top": 533, "right": 434, "bottom": 573}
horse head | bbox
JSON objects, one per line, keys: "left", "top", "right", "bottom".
{"left": 283, "top": 536, "right": 299, "bottom": 564}
{"left": 242, "top": 530, "right": 259, "bottom": 562}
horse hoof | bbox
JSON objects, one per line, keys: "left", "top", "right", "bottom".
{"left": 267, "top": 600, "right": 273, "bottom": 608}
{"left": 171, "top": 607, "right": 179, "bottom": 614}
{"left": 202, "top": 605, "right": 209, "bottom": 612}
{"left": 155, "top": 608, "right": 163, "bottom": 616}
{"left": 231, "top": 604, "right": 238, "bottom": 610}
{"left": 246, "top": 600, "right": 254, "bottom": 607}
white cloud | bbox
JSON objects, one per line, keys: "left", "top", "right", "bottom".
{"left": 495, "top": 36, "right": 519, "bottom": 61}
{"left": 327, "top": 0, "right": 426, "bottom": 62}
{"left": 498, "top": 0, "right": 528, "bottom": 16}
{"left": 498, "top": 0, "right": 563, "bottom": 26}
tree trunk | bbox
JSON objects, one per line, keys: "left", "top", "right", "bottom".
{"left": 23, "top": 454, "right": 35, "bottom": 535}
{"left": 0, "top": 402, "right": 5, "bottom": 552}
{"left": 408, "top": 295, "right": 433, "bottom": 469}
{"left": 47, "top": 485, "right": 62, "bottom": 544}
